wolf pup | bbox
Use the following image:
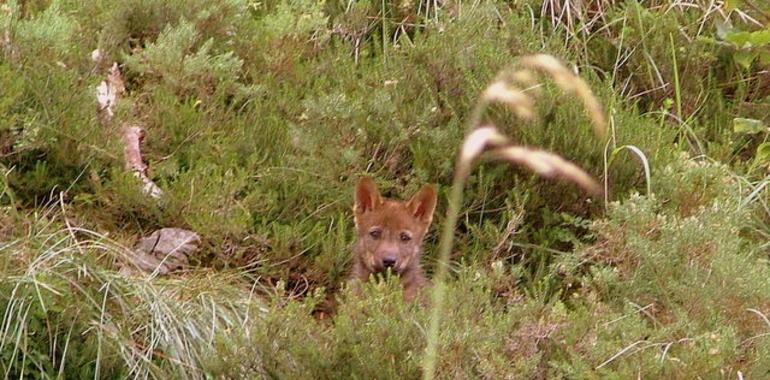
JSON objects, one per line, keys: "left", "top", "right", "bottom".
{"left": 350, "top": 176, "right": 438, "bottom": 301}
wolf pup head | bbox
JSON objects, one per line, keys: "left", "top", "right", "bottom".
{"left": 352, "top": 177, "right": 437, "bottom": 277}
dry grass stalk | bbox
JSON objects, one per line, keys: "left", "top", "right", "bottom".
{"left": 541, "top": 0, "right": 616, "bottom": 39}
{"left": 490, "top": 209, "right": 525, "bottom": 260}
{"left": 423, "top": 54, "right": 606, "bottom": 380}
{"left": 488, "top": 146, "right": 602, "bottom": 195}
{"left": 459, "top": 125, "right": 509, "bottom": 163}
{"left": 482, "top": 82, "right": 536, "bottom": 120}
{"left": 519, "top": 54, "right": 607, "bottom": 138}
{"left": 1, "top": 4, "right": 16, "bottom": 60}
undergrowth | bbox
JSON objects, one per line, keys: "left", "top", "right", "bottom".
{"left": 1, "top": 0, "right": 769, "bottom": 378}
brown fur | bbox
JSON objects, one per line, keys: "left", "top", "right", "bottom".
{"left": 350, "top": 177, "right": 438, "bottom": 302}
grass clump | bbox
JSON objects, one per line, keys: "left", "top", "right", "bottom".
{"left": 0, "top": 207, "right": 266, "bottom": 378}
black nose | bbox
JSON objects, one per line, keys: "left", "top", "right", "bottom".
{"left": 382, "top": 257, "right": 396, "bottom": 268}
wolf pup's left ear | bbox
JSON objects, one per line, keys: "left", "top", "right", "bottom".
{"left": 407, "top": 184, "right": 438, "bottom": 226}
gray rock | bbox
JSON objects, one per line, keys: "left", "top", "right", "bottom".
{"left": 127, "top": 228, "right": 200, "bottom": 275}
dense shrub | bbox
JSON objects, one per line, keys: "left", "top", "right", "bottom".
{"left": 1, "top": 0, "right": 768, "bottom": 378}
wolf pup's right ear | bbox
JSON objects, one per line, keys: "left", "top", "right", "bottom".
{"left": 406, "top": 184, "right": 438, "bottom": 227}
{"left": 354, "top": 176, "right": 382, "bottom": 215}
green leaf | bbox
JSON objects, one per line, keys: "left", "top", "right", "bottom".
{"left": 733, "top": 118, "right": 766, "bottom": 134}
{"left": 724, "top": 31, "right": 752, "bottom": 46}
{"left": 747, "top": 30, "right": 770, "bottom": 47}
{"left": 724, "top": 0, "right": 743, "bottom": 11}
{"left": 733, "top": 50, "right": 757, "bottom": 69}
{"left": 724, "top": 29, "right": 770, "bottom": 48}
{"left": 755, "top": 142, "right": 770, "bottom": 163}
{"left": 760, "top": 51, "right": 770, "bottom": 65}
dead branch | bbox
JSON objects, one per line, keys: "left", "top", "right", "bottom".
{"left": 121, "top": 124, "right": 163, "bottom": 198}
{"left": 94, "top": 60, "right": 162, "bottom": 198}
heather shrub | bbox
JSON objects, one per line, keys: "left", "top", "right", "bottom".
{"left": 1, "top": 0, "right": 769, "bottom": 378}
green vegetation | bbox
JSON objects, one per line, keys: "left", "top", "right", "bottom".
{"left": 1, "top": 0, "right": 769, "bottom": 378}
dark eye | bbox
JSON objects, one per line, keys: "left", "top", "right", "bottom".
{"left": 369, "top": 229, "right": 381, "bottom": 239}
{"left": 400, "top": 232, "right": 411, "bottom": 242}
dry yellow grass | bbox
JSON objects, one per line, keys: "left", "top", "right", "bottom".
{"left": 519, "top": 54, "right": 607, "bottom": 138}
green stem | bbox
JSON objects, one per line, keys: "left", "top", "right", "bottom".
{"left": 669, "top": 33, "right": 682, "bottom": 121}
{"left": 422, "top": 100, "right": 490, "bottom": 380}
{"left": 421, "top": 161, "right": 470, "bottom": 380}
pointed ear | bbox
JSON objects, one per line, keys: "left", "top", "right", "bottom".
{"left": 354, "top": 176, "right": 382, "bottom": 214}
{"left": 407, "top": 184, "right": 438, "bottom": 226}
